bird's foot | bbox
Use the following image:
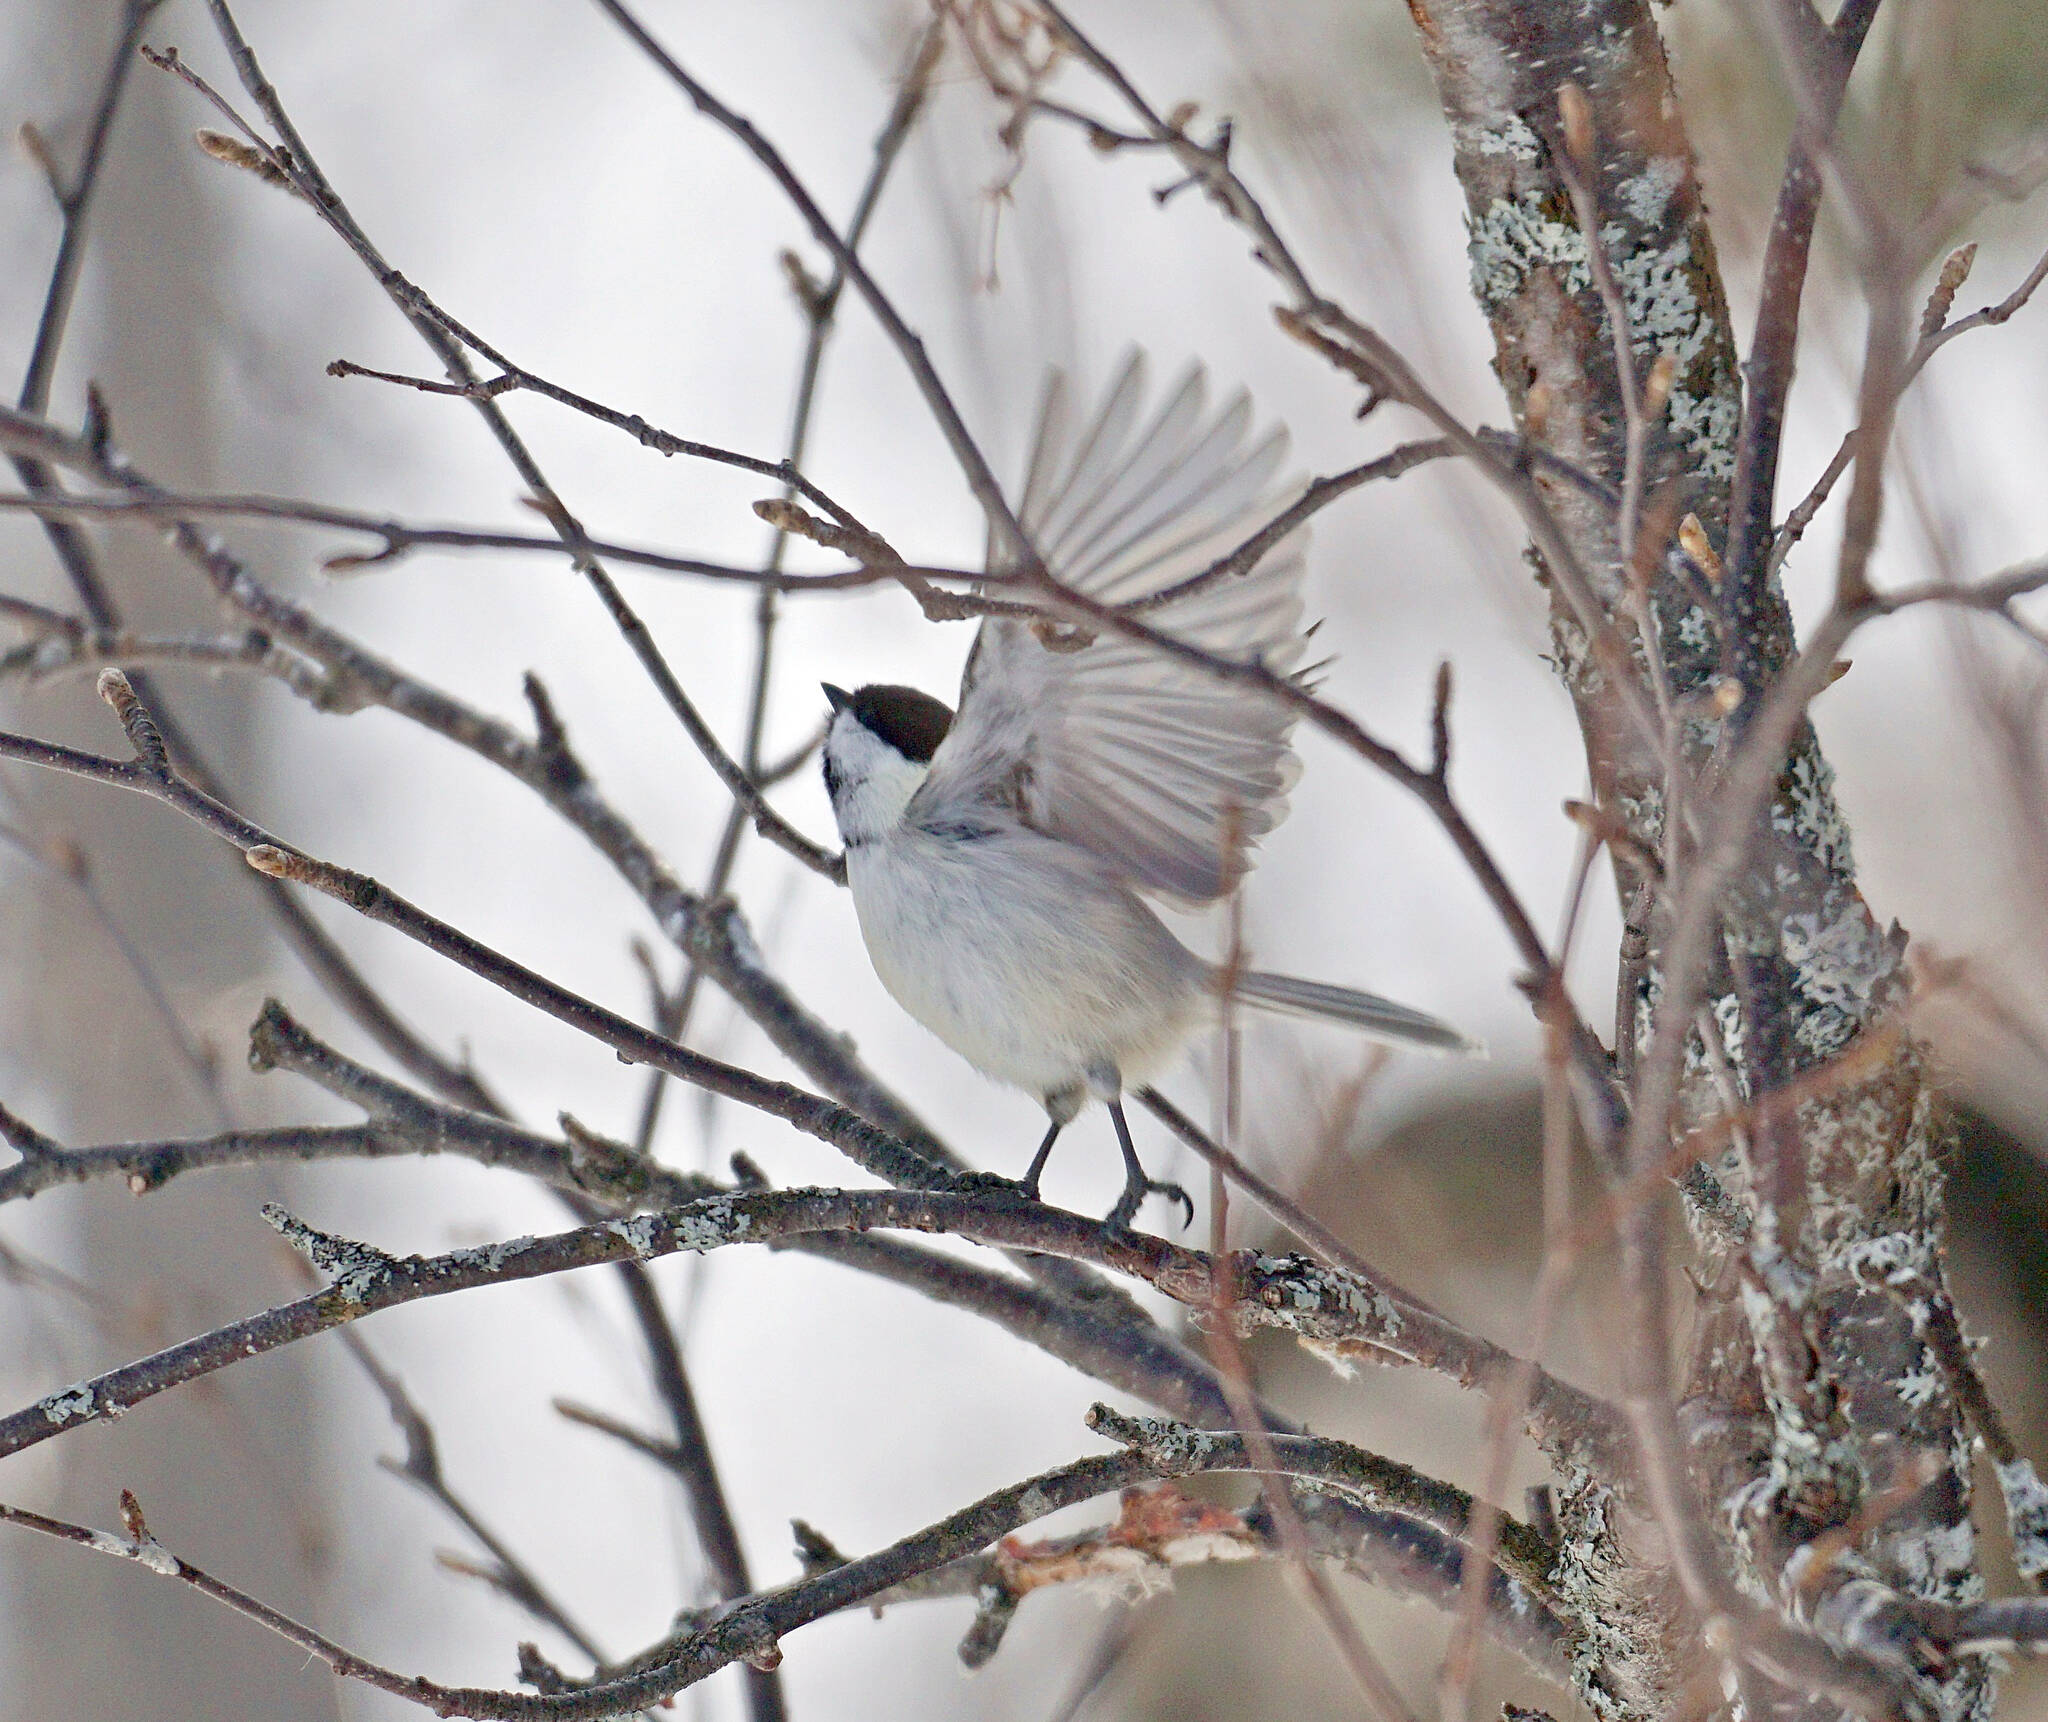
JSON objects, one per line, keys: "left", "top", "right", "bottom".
{"left": 1104, "top": 1172, "right": 1194, "bottom": 1236}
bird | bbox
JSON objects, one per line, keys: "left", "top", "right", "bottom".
{"left": 820, "top": 352, "right": 1478, "bottom": 1230}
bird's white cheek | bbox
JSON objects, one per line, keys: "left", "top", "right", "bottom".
{"left": 825, "top": 734, "right": 930, "bottom": 845}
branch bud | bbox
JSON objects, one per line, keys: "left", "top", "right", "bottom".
{"left": 96, "top": 669, "right": 170, "bottom": 778}
{"left": 1920, "top": 243, "right": 1978, "bottom": 339}
{"left": 194, "top": 128, "right": 296, "bottom": 192}
{"left": 1557, "top": 83, "right": 1595, "bottom": 169}
{"left": 18, "top": 121, "right": 61, "bottom": 195}
{"left": 1677, "top": 514, "right": 1723, "bottom": 586}
{"left": 1642, "top": 350, "right": 1676, "bottom": 420}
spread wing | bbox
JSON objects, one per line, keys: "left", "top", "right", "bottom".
{"left": 909, "top": 351, "right": 1311, "bottom": 903}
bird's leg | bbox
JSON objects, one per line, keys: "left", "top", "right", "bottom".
{"left": 1105, "top": 1097, "right": 1193, "bottom": 1234}
{"left": 952, "top": 1098, "right": 1072, "bottom": 1202}
{"left": 1020, "top": 1120, "right": 1063, "bottom": 1202}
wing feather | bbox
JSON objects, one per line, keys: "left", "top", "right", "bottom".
{"left": 917, "top": 352, "right": 1313, "bottom": 903}
{"left": 1040, "top": 368, "right": 1210, "bottom": 568}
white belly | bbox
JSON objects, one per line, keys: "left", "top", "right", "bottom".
{"left": 847, "top": 821, "right": 1209, "bottom": 1104}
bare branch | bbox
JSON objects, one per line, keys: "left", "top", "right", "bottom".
{"left": 1771, "top": 243, "right": 2048, "bottom": 577}
{"left": 0, "top": 400, "right": 952, "bottom": 1154}
{"left": 1085, "top": 1407, "right": 1556, "bottom": 1598}
{"left": 12, "top": 8, "right": 494, "bottom": 1116}
{"left": 18, "top": 0, "right": 164, "bottom": 412}
{"left": 1138, "top": 1087, "right": 1628, "bottom": 1476}
{"left": 584, "top": 0, "right": 1032, "bottom": 563}
{"left": 0, "top": 1001, "right": 1245, "bottom": 1432}
{"left": 0, "top": 711, "right": 950, "bottom": 1187}
{"left": 1120, "top": 438, "right": 1456, "bottom": 613}
{"left": 631, "top": 16, "right": 945, "bottom": 1155}
{"left": 1721, "top": 0, "right": 1881, "bottom": 647}
{"left": 0, "top": 487, "right": 897, "bottom": 588}
{"left": 1033, "top": 0, "right": 1668, "bottom": 766}
{"left": 163, "top": 6, "right": 844, "bottom": 901}
{"left": 0, "top": 1407, "right": 1559, "bottom": 1722}
{"left": 339, "top": 1327, "right": 608, "bottom": 1666}
{"left": 0, "top": 1183, "right": 1607, "bottom": 1470}
{"left": 0, "top": 1492, "right": 455, "bottom": 1711}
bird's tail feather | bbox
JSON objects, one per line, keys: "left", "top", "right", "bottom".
{"left": 1233, "top": 970, "right": 1483, "bottom": 1055}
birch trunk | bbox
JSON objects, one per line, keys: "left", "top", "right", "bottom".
{"left": 1403, "top": 3, "right": 1981, "bottom": 1718}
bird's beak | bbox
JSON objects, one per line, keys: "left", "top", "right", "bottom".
{"left": 822, "top": 683, "right": 851, "bottom": 713}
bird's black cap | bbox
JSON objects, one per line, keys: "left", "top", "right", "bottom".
{"left": 824, "top": 681, "right": 953, "bottom": 764}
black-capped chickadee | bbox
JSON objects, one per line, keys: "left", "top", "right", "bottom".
{"left": 822, "top": 354, "right": 1477, "bottom": 1229}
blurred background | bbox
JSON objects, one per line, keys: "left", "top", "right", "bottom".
{"left": 3, "top": 0, "right": 2047, "bottom": 1717}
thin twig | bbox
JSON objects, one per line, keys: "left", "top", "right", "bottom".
{"left": 0, "top": 1493, "right": 460, "bottom": 1711}
{"left": 1722, "top": 0, "right": 1881, "bottom": 652}
{"left": 1770, "top": 242, "right": 2048, "bottom": 577}
{"left": 1119, "top": 438, "right": 1456, "bottom": 613}
{"left": 633, "top": 17, "right": 944, "bottom": 1155}
{"left": 13, "top": 3, "right": 492, "bottom": 1115}
{"left": 0, "top": 814, "right": 230, "bottom": 1127}
{"left": 1139, "top": 1088, "right": 1628, "bottom": 1476}
{"left": 178, "top": 5, "right": 836, "bottom": 887}
{"left": 1440, "top": 983, "right": 1583, "bottom": 1722}
{"left": 320, "top": 359, "right": 868, "bottom": 532}
{"left": 1194, "top": 933, "right": 1423, "bottom": 1722}
{"left": 0, "top": 488, "right": 899, "bottom": 587}
{"left": 338, "top": 1327, "right": 608, "bottom": 1665}
{"left": 585, "top": 0, "right": 1033, "bottom": 563}
{"left": 595, "top": 1249, "right": 786, "bottom": 1722}
{"left": 18, "top": 0, "right": 164, "bottom": 414}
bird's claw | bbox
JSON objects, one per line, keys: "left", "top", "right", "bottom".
{"left": 1104, "top": 1174, "right": 1194, "bottom": 1236}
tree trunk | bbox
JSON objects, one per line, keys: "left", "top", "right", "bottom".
{"left": 1401, "top": 3, "right": 1982, "bottom": 1718}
